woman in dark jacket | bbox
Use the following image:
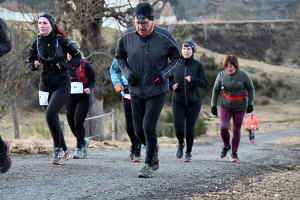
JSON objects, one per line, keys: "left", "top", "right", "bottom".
{"left": 65, "top": 41, "right": 95, "bottom": 159}
{"left": 26, "top": 13, "right": 81, "bottom": 165}
{"left": 170, "top": 40, "right": 208, "bottom": 162}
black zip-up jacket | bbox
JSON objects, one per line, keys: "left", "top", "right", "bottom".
{"left": 169, "top": 56, "right": 208, "bottom": 105}
{"left": 0, "top": 18, "right": 11, "bottom": 57}
{"left": 26, "top": 31, "right": 81, "bottom": 92}
{"left": 116, "top": 25, "right": 182, "bottom": 98}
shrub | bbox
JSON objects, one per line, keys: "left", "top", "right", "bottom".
{"left": 252, "top": 78, "right": 260, "bottom": 89}
{"left": 194, "top": 118, "right": 207, "bottom": 137}
{"left": 260, "top": 72, "right": 267, "bottom": 78}
{"left": 277, "top": 79, "right": 284, "bottom": 87}
{"left": 199, "top": 53, "right": 219, "bottom": 71}
{"left": 261, "top": 98, "right": 270, "bottom": 105}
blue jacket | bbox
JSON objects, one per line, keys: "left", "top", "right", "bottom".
{"left": 110, "top": 58, "right": 128, "bottom": 97}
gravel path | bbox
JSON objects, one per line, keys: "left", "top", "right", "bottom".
{"left": 1, "top": 129, "right": 299, "bottom": 200}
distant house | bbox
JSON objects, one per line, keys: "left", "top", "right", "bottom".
{"left": 158, "top": 1, "right": 177, "bottom": 24}
{"left": 0, "top": 3, "right": 37, "bottom": 22}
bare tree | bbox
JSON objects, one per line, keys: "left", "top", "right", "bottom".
{"left": 0, "top": 22, "right": 33, "bottom": 139}
{"left": 44, "top": 0, "right": 137, "bottom": 140}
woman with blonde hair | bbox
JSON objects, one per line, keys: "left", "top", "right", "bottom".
{"left": 211, "top": 54, "right": 255, "bottom": 162}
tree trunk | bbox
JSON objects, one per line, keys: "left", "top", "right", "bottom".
{"left": 11, "top": 98, "right": 20, "bottom": 139}
{"left": 86, "top": 98, "right": 104, "bottom": 141}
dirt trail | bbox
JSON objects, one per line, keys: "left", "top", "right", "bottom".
{"left": 1, "top": 129, "right": 299, "bottom": 199}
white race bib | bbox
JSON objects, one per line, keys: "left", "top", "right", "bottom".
{"left": 124, "top": 94, "right": 131, "bottom": 100}
{"left": 39, "top": 91, "right": 49, "bottom": 105}
{"left": 71, "top": 82, "right": 84, "bottom": 94}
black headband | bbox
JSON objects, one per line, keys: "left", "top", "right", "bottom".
{"left": 39, "top": 13, "right": 56, "bottom": 27}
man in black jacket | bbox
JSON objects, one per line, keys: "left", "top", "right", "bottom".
{"left": 116, "top": 2, "right": 182, "bottom": 178}
{"left": 0, "top": 18, "right": 12, "bottom": 174}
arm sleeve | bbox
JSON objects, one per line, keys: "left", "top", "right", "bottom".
{"left": 211, "top": 72, "right": 222, "bottom": 107}
{"left": 61, "top": 38, "right": 81, "bottom": 68}
{"left": 110, "top": 58, "right": 122, "bottom": 88}
{"left": 84, "top": 62, "right": 96, "bottom": 91}
{"left": 191, "top": 62, "right": 208, "bottom": 88}
{"left": 244, "top": 71, "right": 255, "bottom": 106}
{"left": 0, "top": 19, "right": 11, "bottom": 57}
{"left": 161, "top": 34, "right": 182, "bottom": 80}
{"left": 26, "top": 39, "right": 39, "bottom": 71}
{"left": 115, "top": 37, "right": 133, "bottom": 79}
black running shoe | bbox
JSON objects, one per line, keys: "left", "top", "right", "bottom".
{"left": 152, "top": 145, "right": 159, "bottom": 171}
{"left": 220, "top": 144, "right": 231, "bottom": 159}
{"left": 175, "top": 143, "right": 185, "bottom": 159}
{"left": 230, "top": 153, "right": 240, "bottom": 162}
{"left": 0, "top": 140, "right": 12, "bottom": 173}
{"left": 128, "top": 147, "right": 134, "bottom": 160}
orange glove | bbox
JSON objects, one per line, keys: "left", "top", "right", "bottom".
{"left": 115, "top": 84, "right": 123, "bottom": 92}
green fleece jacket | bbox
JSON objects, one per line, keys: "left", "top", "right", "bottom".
{"left": 211, "top": 69, "right": 255, "bottom": 112}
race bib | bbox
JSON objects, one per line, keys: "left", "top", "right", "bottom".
{"left": 124, "top": 94, "right": 131, "bottom": 100}
{"left": 71, "top": 82, "right": 84, "bottom": 94}
{"left": 39, "top": 91, "right": 49, "bottom": 105}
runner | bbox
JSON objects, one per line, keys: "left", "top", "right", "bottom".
{"left": 0, "top": 17, "right": 12, "bottom": 173}
{"left": 169, "top": 40, "right": 208, "bottom": 162}
{"left": 245, "top": 112, "right": 259, "bottom": 143}
{"left": 110, "top": 58, "right": 142, "bottom": 162}
{"left": 26, "top": 13, "right": 81, "bottom": 165}
{"left": 211, "top": 54, "right": 255, "bottom": 162}
{"left": 65, "top": 41, "right": 95, "bottom": 159}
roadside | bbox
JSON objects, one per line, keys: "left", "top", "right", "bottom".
{"left": 1, "top": 129, "right": 299, "bottom": 199}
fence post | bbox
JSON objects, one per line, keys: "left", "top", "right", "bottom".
{"left": 111, "top": 109, "right": 119, "bottom": 141}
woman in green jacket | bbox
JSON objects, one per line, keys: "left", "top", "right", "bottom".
{"left": 211, "top": 54, "right": 255, "bottom": 162}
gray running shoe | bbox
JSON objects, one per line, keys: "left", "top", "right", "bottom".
{"left": 220, "top": 144, "right": 231, "bottom": 159}
{"left": 138, "top": 163, "right": 154, "bottom": 178}
{"left": 73, "top": 148, "right": 84, "bottom": 159}
{"left": 230, "top": 153, "right": 240, "bottom": 162}
{"left": 175, "top": 143, "right": 185, "bottom": 159}
{"left": 52, "top": 147, "right": 64, "bottom": 165}
{"left": 82, "top": 140, "right": 89, "bottom": 157}
{"left": 152, "top": 145, "right": 160, "bottom": 171}
{"left": 183, "top": 152, "right": 193, "bottom": 162}
{"left": 63, "top": 150, "right": 72, "bottom": 161}
{"left": 0, "top": 140, "right": 12, "bottom": 173}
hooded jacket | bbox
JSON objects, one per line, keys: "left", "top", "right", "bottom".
{"left": 211, "top": 69, "right": 255, "bottom": 112}
{"left": 115, "top": 25, "right": 182, "bottom": 98}
{"left": 170, "top": 56, "right": 208, "bottom": 105}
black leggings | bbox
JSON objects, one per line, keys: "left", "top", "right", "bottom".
{"left": 172, "top": 100, "right": 201, "bottom": 153}
{"left": 131, "top": 93, "right": 166, "bottom": 165}
{"left": 248, "top": 130, "right": 255, "bottom": 140}
{"left": 123, "top": 97, "right": 141, "bottom": 156}
{"left": 0, "top": 136, "right": 6, "bottom": 152}
{"left": 43, "top": 84, "right": 70, "bottom": 150}
{"left": 65, "top": 93, "right": 90, "bottom": 149}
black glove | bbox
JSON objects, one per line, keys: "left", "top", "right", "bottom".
{"left": 152, "top": 72, "right": 164, "bottom": 85}
{"left": 128, "top": 73, "right": 140, "bottom": 86}
{"left": 211, "top": 106, "right": 218, "bottom": 117}
{"left": 57, "top": 62, "right": 68, "bottom": 71}
{"left": 246, "top": 105, "right": 253, "bottom": 114}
